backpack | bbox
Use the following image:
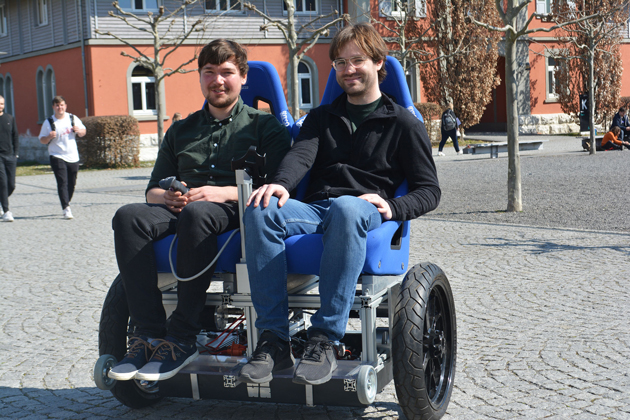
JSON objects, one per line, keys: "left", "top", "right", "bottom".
{"left": 47, "top": 113, "right": 74, "bottom": 133}
{"left": 47, "top": 114, "right": 75, "bottom": 144}
{"left": 442, "top": 111, "right": 457, "bottom": 131}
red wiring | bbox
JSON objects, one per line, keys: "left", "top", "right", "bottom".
{"left": 202, "top": 314, "right": 246, "bottom": 354}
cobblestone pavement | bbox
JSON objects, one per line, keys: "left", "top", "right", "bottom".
{"left": 1, "top": 150, "right": 629, "bottom": 419}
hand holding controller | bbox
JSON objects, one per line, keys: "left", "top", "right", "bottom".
{"left": 159, "top": 176, "right": 189, "bottom": 194}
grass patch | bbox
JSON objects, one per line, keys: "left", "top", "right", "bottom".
{"left": 17, "top": 160, "right": 156, "bottom": 177}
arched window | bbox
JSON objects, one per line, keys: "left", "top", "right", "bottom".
{"left": 4, "top": 74, "right": 14, "bottom": 116}
{"left": 37, "top": 66, "right": 56, "bottom": 122}
{"left": 298, "top": 61, "right": 313, "bottom": 109}
{"left": 131, "top": 66, "right": 157, "bottom": 115}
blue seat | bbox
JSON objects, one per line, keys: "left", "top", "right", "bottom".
{"left": 286, "top": 56, "right": 417, "bottom": 276}
{"left": 153, "top": 61, "right": 293, "bottom": 274}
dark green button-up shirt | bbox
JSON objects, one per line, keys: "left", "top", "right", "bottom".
{"left": 147, "top": 98, "right": 291, "bottom": 196}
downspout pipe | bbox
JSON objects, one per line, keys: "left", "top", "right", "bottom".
{"left": 78, "top": 0, "right": 89, "bottom": 117}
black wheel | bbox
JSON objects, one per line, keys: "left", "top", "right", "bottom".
{"left": 98, "top": 275, "right": 162, "bottom": 408}
{"left": 392, "top": 263, "right": 456, "bottom": 420}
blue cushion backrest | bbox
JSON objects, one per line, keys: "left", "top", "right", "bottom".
{"left": 154, "top": 61, "right": 293, "bottom": 274}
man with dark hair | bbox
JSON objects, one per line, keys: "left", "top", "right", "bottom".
{"left": 38, "top": 96, "right": 86, "bottom": 219}
{"left": 0, "top": 95, "right": 19, "bottom": 222}
{"left": 238, "top": 23, "right": 440, "bottom": 386}
{"left": 108, "top": 39, "right": 291, "bottom": 381}
{"left": 610, "top": 107, "right": 630, "bottom": 142}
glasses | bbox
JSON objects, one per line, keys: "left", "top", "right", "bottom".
{"left": 332, "top": 55, "right": 369, "bottom": 71}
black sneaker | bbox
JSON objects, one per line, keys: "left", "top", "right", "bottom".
{"left": 108, "top": 336, "right": 154, "bottom": 381}
{"left": 238, "top": 331, "right": 295, "bottom": 384}
{"left": 135, "top": 337, "right": 199, "bottom": 381}
{"left": 293, "top": 333, "right": 338, "bottom": 385}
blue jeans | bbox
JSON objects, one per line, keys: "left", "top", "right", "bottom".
{"left": 244, "top": 196, "right": 382, "bottom": 342}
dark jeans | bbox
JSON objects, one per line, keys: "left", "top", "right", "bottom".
{"left": 439, "top": 128, "right": 459, "bottom": 152}
{"left": 602, "top": 142, "right": 630, "bottom": 151}
{"left": 0, "top": 154, "right": 16, "bottom": 212}
{"left": 112, "top": 200, "right": 240, "bottom": 344}
{"left": 49, "top": 156, "right": 80, "bottom": 210}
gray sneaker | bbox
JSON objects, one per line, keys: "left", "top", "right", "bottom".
{"left": 292, "top": 333, "right": 338, "bottom": 385}
{"left": 238, "top": 331, "right": 295, "bottom": 384}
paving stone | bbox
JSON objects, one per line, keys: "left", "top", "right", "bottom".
{"left": 2, "top": 139, "right": 629, "bottom": 419}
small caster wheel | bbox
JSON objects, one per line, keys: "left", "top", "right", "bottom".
{"left": 94, "top": 354, "right": 117, "bottom": 390}
{"left": 357, "top": 364, "right": 377, "bottom": 405}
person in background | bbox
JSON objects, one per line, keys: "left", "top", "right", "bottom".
{"left": 172, "top": 112, "right": 183, "bottom": 122}
{"left": 609, "top": 107, "right": 630, "bottom": 142}
{"left": 438, "top": 101, "right": 461, "bottom": 156}
{"left": 601, "top": 126, "right": 630, "bottom": 151}
{"left": 38, "top": 96, "right": 87, "bottom": 220}
{"left": 0, "top": 95, "right": 19, "bottom": 222}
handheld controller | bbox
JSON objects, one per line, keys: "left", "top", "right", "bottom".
{"left": 159, "top": 176, "right": 189, "bottom": 194}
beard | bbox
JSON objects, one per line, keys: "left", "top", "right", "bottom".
{"left": 204, "top": 83, "right": 240, "bottom": 110}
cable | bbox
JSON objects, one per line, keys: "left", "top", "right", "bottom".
{"left": 168, "top": 229, "right": 239, "bottom": 282}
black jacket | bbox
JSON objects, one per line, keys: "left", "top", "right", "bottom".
{"left": 0, "top": 113, "right": 19, "bottom": 156}
{"left": 610, "top": 112, "right": 629, "bottom": 133}
{"left": 272, "top": 93, "right": 440, "bottom": 221}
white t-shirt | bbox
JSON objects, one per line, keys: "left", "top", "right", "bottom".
{"left": 38, "top": 113, "right": 86, "bottom": 163}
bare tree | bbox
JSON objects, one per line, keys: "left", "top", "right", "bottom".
{"left": 97, "top": 0, "right": 207, "bottom": 146}
{"left": 243, "top": 1, "right": 348, "bottom": 120}
{"left": 551, "top": 0, "right": 629, "bottom": 155}
{"left": 415, "top": 0, "right": 502, "bottom": 131}
{"left": 373, "top": 0, "right": 433, "bottom": 74}
{"left": 469, "top": 0, "right": 601, "bottom": 212}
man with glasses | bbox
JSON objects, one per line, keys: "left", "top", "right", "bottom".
{"left": 238, "top": 23, "right": 440, "bottom": 386}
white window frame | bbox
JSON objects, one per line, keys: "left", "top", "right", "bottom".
{"left": 120, "top": 0, "right": 161, "bottom": 12}
{"left": 205, "top": 0, "right": 241, "bottom": 12}
{"left": 379, "top": 0, "right": 426, "bottom": 18}
{"left": 546, "top": 56, "right": 559, "bottom": 101}
{"left": 0, "top": 5, "right": 7, "bottom": 37}
{"left": 283, "top": 0, "right": 318, "bottom": 15}
{"left": 36, "top": 0, "right": 48, "bottom": 26}
{"left": 298, "top": 62, "right": 313, "bottom": 109}
{"left": 131, "top": 75, "right": 157, "bottom": 116}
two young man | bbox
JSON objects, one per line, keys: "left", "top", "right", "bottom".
{"left": 38, "top": 96, "right": 87, "bottom": 219}
{"left": 111, "top": 23, "right": 439, "bottom": 385}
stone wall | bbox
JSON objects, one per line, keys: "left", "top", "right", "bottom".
{"left": 519, "top": 114, "right": 581, "bottom": 135}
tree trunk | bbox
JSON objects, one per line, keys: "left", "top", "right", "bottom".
{"left": 155, "top": 68, "right": 166, "bottom": 148}
{"left": 505, "top": 33, "right": 522, "bottom": 212}
{"left": 289, "top": 51, "right": 300, "bottom": 121}
{"left": 588, "top": 48, "right": 596, "bottom": 155}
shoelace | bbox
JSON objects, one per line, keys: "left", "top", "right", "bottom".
{"left": 302, "top": 340, "right": 332, "bottom": 362}
{"left": 125, "top": 338, "right": 153, "bottom": 360}
{"left": 150, "top": 340, "right": 186, "bottom": 361}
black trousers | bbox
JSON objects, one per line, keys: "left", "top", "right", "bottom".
{"left": 439, "top": 128, "right": 460, "bottom": 153}
{"left": 112, "top": 201, "right": 240, "bottom": 344}
{"left": 49, "top": 156, "right": 80, "bottom": 210}
{"left": 0, "top": 154, "right": 16, "bottom": 212}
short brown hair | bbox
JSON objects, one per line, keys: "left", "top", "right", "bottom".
{"left": 52, "top": 95, "right": 66, "bottom": 105}
{"left": 613, "top": 126, "right": 621, "bottom": 136}
{"left": 329, "top": 23, "right": 388, "bottom": 83}
{"left": 198, "top": 39, "right": 248, "bottom": 77}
